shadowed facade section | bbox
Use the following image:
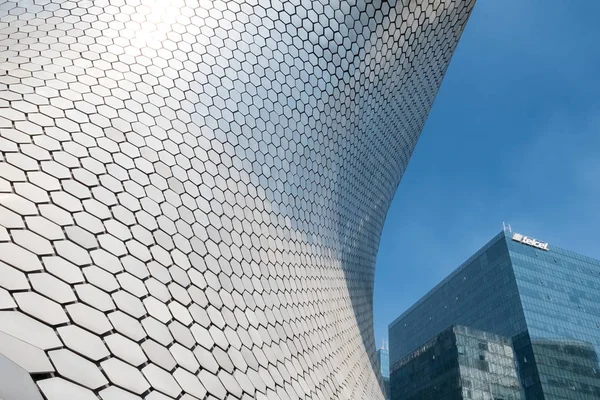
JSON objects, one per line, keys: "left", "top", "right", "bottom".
{"left": 0, "top": 0, "right": 474, "bottom": 398}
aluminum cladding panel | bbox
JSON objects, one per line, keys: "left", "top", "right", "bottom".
{"left": 0, "top": 0, "right": 474, "bottom": 398}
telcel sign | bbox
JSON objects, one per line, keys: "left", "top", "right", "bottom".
{"left": 512, "top": 233, "right": 549, "bottom": 251}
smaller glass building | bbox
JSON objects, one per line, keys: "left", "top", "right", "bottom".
{"left": 391, "top": 325, "right": 521, "bottom": 400}
{"left": 389, "top": 230, "right": 600, "bottom": 399}
{"left": 378, "top": 347, "right": 391, "bottom": 399}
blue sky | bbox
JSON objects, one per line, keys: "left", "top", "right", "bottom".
{"left": 374, "top": 0, "right": 600, "bottom": 346}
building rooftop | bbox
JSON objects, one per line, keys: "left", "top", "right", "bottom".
{"left": 389, "top": 229, "right": 600, "bottom": 331}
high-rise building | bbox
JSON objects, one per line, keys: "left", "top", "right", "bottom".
{"left": 0, "top": 0, "right": 475, "bottom": 399}
{"left": 389, "top": 230, "right": 600, "bottom": 399}
{"left": 378, "top": 343, "right": 391, "bottom": 399}
{"left": 391, "top": 325, "right": 521, "bottom": 400}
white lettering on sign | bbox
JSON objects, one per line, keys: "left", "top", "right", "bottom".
{"left": 512, "top": 233, "right": 549, "bottom": 251}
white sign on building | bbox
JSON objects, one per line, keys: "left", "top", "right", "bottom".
{"left": 512, "top": 233, "right": 549, "bottom": 251}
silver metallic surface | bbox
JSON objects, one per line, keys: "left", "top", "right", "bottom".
{"left": 0, "top": 0, "right": 474, "bottom": 398}
{"left": 0, "top": 352, "right": 45, "bottom": 400}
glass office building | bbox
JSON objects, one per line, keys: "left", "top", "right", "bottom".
{"left": 378, "top": 347, "right": 391, "bottom": 399}
{"left": 389, "top": 230, "right": 600, "bottom": 399}
{"left": 391, "top": 325, "right": 521, "bottom": 400}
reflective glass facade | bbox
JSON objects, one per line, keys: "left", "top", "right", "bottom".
{"left": 378, "top": 348, "right": 391, "bottom": 399}
{"left": 378, "top": 348, "right": 390, "bottom": 379}
{"left": 389, "top": 231, "right": 600, "bottom": 399}
{"left": 511, "top": 235, "right": 600, "bottom": 399}
{"left": 391, "top": 325, "right": 521, "bottom": 400}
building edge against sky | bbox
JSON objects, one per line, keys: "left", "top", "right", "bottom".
{"left": 389, "top": 229, "right": 600, "bottom": 399}
{"left": 0, "top": 1, "right": 476, "bottom": 399}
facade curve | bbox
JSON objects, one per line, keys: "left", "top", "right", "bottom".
{"left": 0, "top": 0, "right": 474, "bottom": 399}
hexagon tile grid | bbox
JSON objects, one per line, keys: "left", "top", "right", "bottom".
{"left": 0, "top": 0, "right": 475, "bottom": 399}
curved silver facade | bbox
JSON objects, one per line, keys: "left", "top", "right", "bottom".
{"left": 0, "top": 0, "right": 474, "bottom": 399}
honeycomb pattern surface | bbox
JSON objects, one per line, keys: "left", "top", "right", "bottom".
{"left": 0, "top": 0, "right": 474, "bottom": 399}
